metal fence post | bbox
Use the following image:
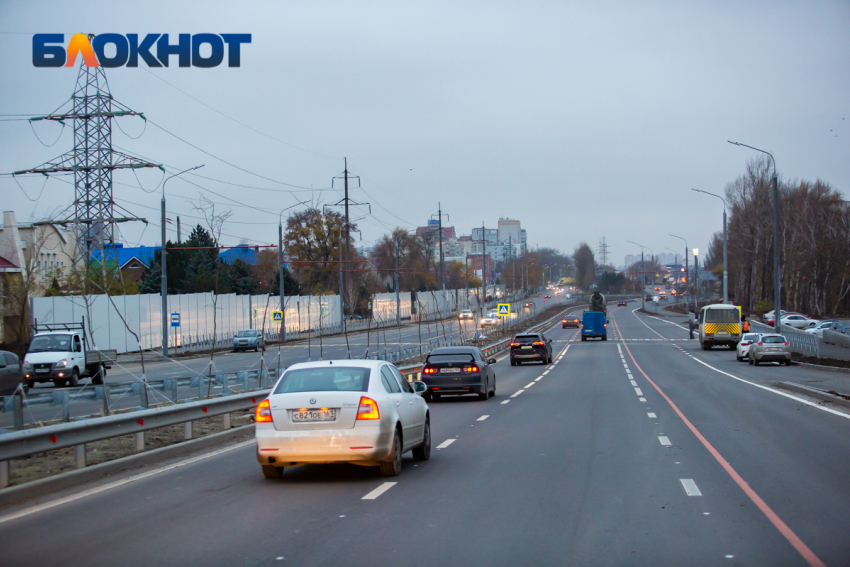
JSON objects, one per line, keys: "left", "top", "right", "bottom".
{"left": 13, "top": 394, "right": 23, "bottom": 431}
{"left": 75, "top": 444, "right": 86, "bottom": 469}
{"left": 62, "top": 391, "right": 71, "bottom": 423}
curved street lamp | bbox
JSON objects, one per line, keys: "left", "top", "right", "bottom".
{"left": 161, "top": 165, "right": 204, "bottom": 359}
{"left": 692, "top": 188, "right": 728, "bottom": 304}
{"left": 728, "top": 140, "right": 779, "bottom": 330}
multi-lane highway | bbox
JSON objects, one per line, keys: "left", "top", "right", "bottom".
{"left": 1, "top": 300, "right": 848, "bottom": 566}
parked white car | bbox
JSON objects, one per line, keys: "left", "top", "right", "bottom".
{"left": 736, "top": 332, "right": 762, "bottom": 361}
{"left": 804, "top": 320, "right": 837, "bottom": 337}
{"left": 255, "top": 360, "right": 430, "bottom": 479}
{"left": 780, "top": 314, "right": 819, "bottom": 329}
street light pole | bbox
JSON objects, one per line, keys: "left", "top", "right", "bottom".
{"left": 691, "top": 188, "right": 728, "bottom": 304}
{"left": 669, "top": 234, "right": 691, "bottom": 313}
{"left": 729, "top": 141, "right": 780, "bottom": 330}
{"left": 161, "top": 165, "right": 203, "bottom": 359}
{"left": 628, "top": 240, "right": 648, "bottom": 311}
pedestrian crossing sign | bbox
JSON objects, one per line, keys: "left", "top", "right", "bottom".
{"left": 272, "top": 311, "right": 283, "bottom": 323}
{"left": 497, "top": 304, "right": 510, "bottom": 316}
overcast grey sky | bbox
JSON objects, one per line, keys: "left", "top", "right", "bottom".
{"left": 1, "top": 1, "right": 848, "bottom": 267}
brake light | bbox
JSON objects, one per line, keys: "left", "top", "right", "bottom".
{"left": 423, "top": 367, "right": 437, "bottom": 374}
{"left": 785, "top": 341, "right": 790, "bottom": 346}
{"left": 757, "top": 342, "right": 763, "bottom": 346}
{"left": 562, "top": 320, "right": 567, "bottom": 323}
{"left": 510, "top": 342, "right": 519, "bottom": 347}
{"left": 357, "top": 396, "right": 380, "bottom": 420}
{"left": 255, "top": 399, "right": 272, "bottom": 423}
{"left": 463, "top": 366, "right": 479, "bottom": 373}
{"left": 533, "top": 341, "right": 544, "bottom": 346}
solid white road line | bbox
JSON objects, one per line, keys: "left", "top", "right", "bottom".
{"left": 477, "top": 415, "right": 490, "bottom": 421}
{"left": 631, "top": 309, "right": 667, "bottom": 339}
{"left": 0, "top": 439, "right": 256, "bottom": 526}
{"left": 680, "top": 479, "right": 702, "bottom": 496}
{"left": 659, "top": 436, "right": 671, "bottom": 446}
{"left": 689, "top": 356, "right": 850, "bottom": 421}
{"left": 634, "top": 387, "right": 643, "bottom": 395}
{"left": 647, "top": 412, "right": 657, "bottom": 418}
{"left": 362, "top": 482, "right": 397, "bottom": 500}
{"left": 510, "top": 390, "right": 524, "bottom": 398}
{"left": 436, "top": 439, "right": 456, "bottom": 449}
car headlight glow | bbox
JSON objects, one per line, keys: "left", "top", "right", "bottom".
{"left": 57, "top": 359, "right": 68, "bottom": 367}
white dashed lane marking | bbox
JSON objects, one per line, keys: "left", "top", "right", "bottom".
{"left": 659, "top": 436, "right": 671, "bottom": 446}
{"left": 647, "top": 412, "right": 657, "bottom": 418}
{"left": 680, "top": 479, "right": 702, "bottom": 496}
{"left": 525, "top": 382, "right": 535, "bottom": 388}
{"left": 501, "top": 400, "right": 511, "bottom": 405}
{"left": 630, "top": 380, "right": 638, "bottom": 387}
{"left": 436, "top": 439, "right": 456, "bottom": 450}
{"left": 634, "top": 388, "right": 643, "bottom": 396}
{"left": 362, "top": 482, "right": 397, "bottom": 500}
{"left": 639, "top": 397, "right": 646, "bottom": 402}
{"left": 510, "top": 390, "right": 524, "bottom": 398}
{"left": 477, "top": 415, "right": 489, "bottom": 421}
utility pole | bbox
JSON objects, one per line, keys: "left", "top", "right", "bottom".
{"left": 465, "top": 254, "right": 469, "bottom": 308}
{"left": 284, "top": 220, "right": 290, "bottom": 342}
{"left": 340, "top": 231, "right": 345, "bottom": 330}
{"left": 509, "top": 235, "right": 514, "bottom": 299}
{"left": 330, "top": 159, "right": 368, "bottom": 334}
{"left": 176, "top": 217, "right": 181, "bottom": 244}
{"left": 395, "top": 240, "right": 400, "bottom": 327}
{"left": 432, "top": 204, "right": 450, "bottom": 307}
{"left": 481, "top": 222, "right": 486, "bottom": 315}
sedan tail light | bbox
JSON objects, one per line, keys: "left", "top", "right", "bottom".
{"left": 510, "top": 342, "right": 519, "bottom": 347}
{"left": 785, "top": 341, "right": 790, "bottom": 346}
{"left": 356, "top": 396, "right": 380, "bottom": 420}
{"left": 422, "top": 367, "right": 437, "bottom": 374}
{"left": 255, "top": 399, "right": 272, "bottom": 423}
{"left": 757, "top": 342, "right": 763, "bottom": 346}
{"left": 463, "top": 365, "right": 479, "bottom": 373}
{"left": 562, "top": 320, "right": 567, "bottom": 323}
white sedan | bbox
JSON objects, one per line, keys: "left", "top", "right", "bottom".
{"left": 480, "top": 314, "right": 499, "bottom": 328}
{"left": 780, "top": 314, "right": 819, "bottom": 329}
{"left": 255, "top": 360, "right": 430, "bottom": 479}
{"left": 458, "top": 309, "right": 474, "bottom": 320}
{"left": 736, "top": 332, "right": 761, "bottom": 361}
{"left": 805, "top": 320, "right": 838, "bottom": 337}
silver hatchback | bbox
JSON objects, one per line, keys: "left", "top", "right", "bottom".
{"left": 749, "top": 334, "right": 792, "bottom": 366}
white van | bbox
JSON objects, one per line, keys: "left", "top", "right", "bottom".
{"left": 699, "top": 304, "right": 742, "bottom": 350}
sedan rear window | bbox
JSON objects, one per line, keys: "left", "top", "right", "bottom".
{"left": 427, "top": 354, "right": 475, "bottom": 364}
{"left": 274, "top": 367, "right": 370, "bottom": 393}
{"left": 762, "top": 336, "right": 786, "bottom": 344}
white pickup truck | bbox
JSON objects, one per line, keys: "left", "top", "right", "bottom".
{"left": 22, "top": 320, "right": 116, "bottom": 389}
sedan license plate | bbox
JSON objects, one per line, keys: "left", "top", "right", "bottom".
{"left": 292, "top": 409, "right": 337, "bottom": 422}
{"left": 441, "top": 368, "right": 461, "bottom": 373}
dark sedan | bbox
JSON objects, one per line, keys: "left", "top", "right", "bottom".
{"left": 562, "top": 315, "right": 580, "bottom": 328}
{"left": 617, "top": 301, "right": 627, "bottom": 306}
{"left": 510, "top": 332, "right": 554, "bottom": 365}
{"left": 421, "top": 347, "right": 496, "bottom": 401}
{"left": 0, "top": 351, "right": 23, "bottom": 395}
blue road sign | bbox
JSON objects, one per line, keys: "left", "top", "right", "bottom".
{"left": 170, "top": 313, "right": 180, "bottom": 327}
{"left": 272, "top": 311, "right": 283, "bottom": 323}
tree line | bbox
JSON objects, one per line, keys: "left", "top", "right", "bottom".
{"left": 705, "top": 158, "right": 850, "bottom": 317}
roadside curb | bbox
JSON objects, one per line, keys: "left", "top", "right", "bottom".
{"left": 776, "top": 382, "right": 850, "bottom": 409}
{"left": 0, "top": 424, "right": 254, "bottom": 510}
{"left": 791, "top": 360, "right": 850, "bottom": 374}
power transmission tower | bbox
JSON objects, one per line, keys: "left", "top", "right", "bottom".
{"left": 330, "top": 159, "right": 369, "bottom": 321}
{"left": 598, "top": 237, "right": 610, "bottom": 267}
{"left": 14, "top": 51, "right": 161, "bottom": 265}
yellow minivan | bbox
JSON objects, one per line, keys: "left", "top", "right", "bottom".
{"left": 699, "top": 304, "right": 742, "bottom": 350}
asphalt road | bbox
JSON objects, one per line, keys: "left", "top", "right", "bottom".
{"left": 1, "top": 300, "right": 849, "bottom": 566}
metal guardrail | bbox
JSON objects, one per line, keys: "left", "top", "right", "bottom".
{"left": 0, "top": 390, "right": 267, "bottom": 488}
{"left": 779, "top": 324, "right": 820, "bottom": 357}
